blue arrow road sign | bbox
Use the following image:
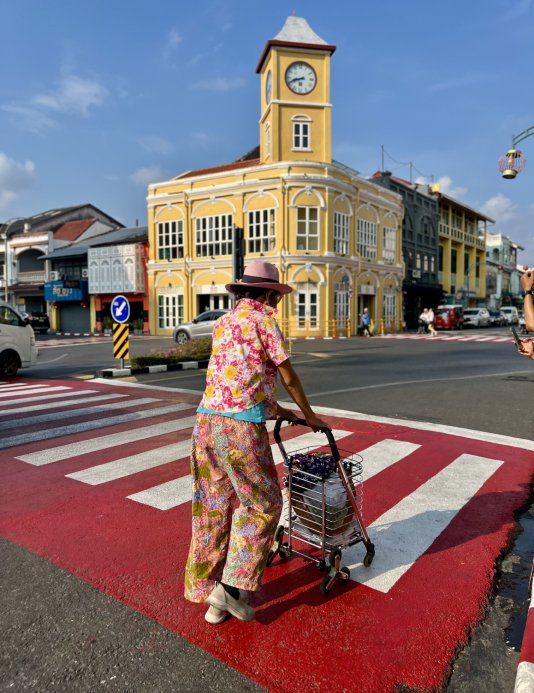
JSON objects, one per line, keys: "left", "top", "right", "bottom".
{"left": 111, "top": 295, "right": 130, "bottom": 324}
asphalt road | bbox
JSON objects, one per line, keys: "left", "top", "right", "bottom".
{"left": 4, "top": 328, "right": 533, "bottom": 692}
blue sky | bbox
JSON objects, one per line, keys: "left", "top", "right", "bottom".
{"left": 1, "top": 0, "right": 534, "bottom": 259}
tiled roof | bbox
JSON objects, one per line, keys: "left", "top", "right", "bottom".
{"left": 175, "top": 158, "right": 260, "bottom": 180}
{"left": 53, "top": 219, "right": 96, "bottom": 241}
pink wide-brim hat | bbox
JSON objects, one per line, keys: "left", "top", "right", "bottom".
{"left": 225, "top": 260, "right": 293, "bottom": 295}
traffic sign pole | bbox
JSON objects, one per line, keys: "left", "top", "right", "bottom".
{"left": 110, "top": 295, "right": 131, "bottom": 368}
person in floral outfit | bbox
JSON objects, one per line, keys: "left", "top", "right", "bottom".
{"left": 184, "top": 260, "right": 330, "bottom": 623}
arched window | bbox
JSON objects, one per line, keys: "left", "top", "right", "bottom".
{"left": 292, "top": 115, "right": 311, "bottom": 151}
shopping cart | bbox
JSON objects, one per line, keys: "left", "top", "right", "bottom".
{"left": 267, "top": 417, "right": 375, "bottom": 595}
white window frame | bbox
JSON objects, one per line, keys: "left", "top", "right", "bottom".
{"left": 296, "top": 207, "right": 319, "bottom": 251}
{"left": 292, "top": 117, "right": 311, "bottom": 151}
{"left": 334, "top": 282, "right": 350, "bottom": 323}
{"left": 247, "top": 209, "right": 276, "bottom": 253}
{"left": 382, "top": 226, "right": 396, "bottom": 263}
{"left": 158, "top": 220, "right": 183, "bottom": 261}
{"left": 296, "top": 284, "right": 319, "bottom": 329}
{"left": 334, "top": 212, "right": 350, "bottom": 255}
{"left": 383, "top": 287, "right": 396, "bottom": 327}
{"left": 195, "top": 214, "right": 233, "bottom": 257}
{"left": 158, "top": 293, "right": 184, "bottom": 329}
{"left": 357, "top": 219, "right": 377, "bottom": 260}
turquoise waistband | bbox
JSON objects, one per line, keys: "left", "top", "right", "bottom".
{"left": 196, "top": 401, "right": 265, "bottom": 423}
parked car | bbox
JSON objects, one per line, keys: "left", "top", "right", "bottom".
{"left": 519, "top": 312, "right": 528, "bottom": 335}
{"left": 0, "top": 301, "right": 38, "bottom": 376}
{"left": 434, "top": 305, "right": 464, "bottom": 331}
{"left": 19, "top": 310, "right": 50, "bottom": 334}
{"left": 499, "top": 306, "right": 519, "bottom": 325}
{"left": 463, "top": 308, "right": 490, "bottom": 328}
{"left": 488, "top": 309, "right": 506, "bottom": 327}
{"left": 172, "top": 310, "right": 228, "bottom": 344}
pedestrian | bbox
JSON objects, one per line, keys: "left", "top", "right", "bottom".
{"left": 184, "top": 260, "right": 330, "bottom": 624}
{"left": 361, "top": 307, "right": 372, "bottom": 337}
{"left": 521, "top": 265, "right": 534, "bottom": 333}
{"left": 417, "top": 308, "right": 429, "bottom": 334}
{"left": 426, "top": 307, "right": 437, "bottom": 337}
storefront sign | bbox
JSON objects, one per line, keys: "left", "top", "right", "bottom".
{"left": 44, "top": 280, "right": 88, "bottom": 301}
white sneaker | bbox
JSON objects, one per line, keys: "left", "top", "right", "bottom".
{"left": 204, "top": 590, "right": 249, "bottom": 625}
{"left": 206, "top": 584, "right": 255, "bottom": 622}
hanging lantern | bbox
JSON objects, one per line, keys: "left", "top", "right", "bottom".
{"left": 498, "top": 148, "right": 526, "bottom": 179}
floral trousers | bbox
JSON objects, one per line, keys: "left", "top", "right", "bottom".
{"left": 184, "top": 413, "right": 283, "bottom": 603}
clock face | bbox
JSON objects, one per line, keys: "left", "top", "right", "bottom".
{"left": 265, "top": 70, "right": 272, "bottom": 103}
{"left": 285, "top": 61, "right": 316, "bottom": 95}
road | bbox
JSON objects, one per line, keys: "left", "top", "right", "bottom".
{"left": 1, "top": 328, "right": 533, "bottom": 692}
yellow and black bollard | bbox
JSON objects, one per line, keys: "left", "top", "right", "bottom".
{"left": 113, "top": 322, "right": 129, "bottom": 368}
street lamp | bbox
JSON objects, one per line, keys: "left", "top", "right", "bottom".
{"left": 0, "top": 217, "right": 24, "bottom": 303}
{"left": 498, "top": 126, "right": 534, "bottom": 179}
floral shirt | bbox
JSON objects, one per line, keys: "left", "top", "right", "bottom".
{"left": 199, "top": 298, "right": 289, "bottom": 420}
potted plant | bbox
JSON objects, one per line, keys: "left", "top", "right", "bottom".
{"left": 133, "top": 318, "right": 144, "bottom": 335}
{"left": 102, "top": 315, "right": 113, "bottom": 335}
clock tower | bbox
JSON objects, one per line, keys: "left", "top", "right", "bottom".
{"left": 256, "top": 16, "right": 336, "bottom": 165}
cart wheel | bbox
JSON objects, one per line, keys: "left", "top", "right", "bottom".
{"left": 363, "top": 545, "right": 375, "bottom": 567}
{"left": 318, "top": 559, "right": 328, "bottom": 572}
{"left": 340, "top": 567, "right": 351, "bottom": 582}
{"left": 266, "top": 525, "right": 285, "bottom": 566}
{"left": 279, "top": 543, "right": 291, "bottom": 560}
{"left": 329, "top": 548, "right": 342, "bottom": 567}
{"left": 320, "top": 574, "right": 334, "bottom": 596}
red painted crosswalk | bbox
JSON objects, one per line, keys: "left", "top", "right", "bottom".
{"left": 1, "top": 377, "right": 533, "bottom": 692}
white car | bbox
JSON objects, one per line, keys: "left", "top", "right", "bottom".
{"left": 519, "top": 312, "right": 528, "bottom": 335}
{"left": 500, "top": 306, "right": 519, "bottom": 325}
{"left": 462, "top": 308, "right": 490, "bottom": 328}
{"left": 0, "top": 301, "right": 38, "bottom": 376}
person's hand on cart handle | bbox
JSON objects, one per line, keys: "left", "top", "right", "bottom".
{"left": 276, "top": 404, "right": 299, "bottom": 423}
{"left": 304, "top": 412, "right": 331, "bottom": 432}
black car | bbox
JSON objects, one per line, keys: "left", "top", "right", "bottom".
{"left": 20, "top": 310, "right": 50, "bottom": 334}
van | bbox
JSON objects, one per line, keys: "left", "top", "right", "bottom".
{"left": 0, "top": 301, "right": 38, "bottom": 376}
{"left": 499, "top": 306, "right": 519, "bottom": 325}
{"left": 434, "top": 305, "right": 464, "bottom": 331}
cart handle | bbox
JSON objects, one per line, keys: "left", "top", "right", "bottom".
{"left": 273, "top": 417, "right": 340, "bottom": 462}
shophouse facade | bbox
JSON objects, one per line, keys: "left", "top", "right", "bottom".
{"left": 42, "top": 225, "right": 148, "bottom": 334}
{"left": 485, "top": 232, "right": 523, "bottom": 308}
{"left": 371, "top": 171, "right": 441, "bottom": 329}
{"left": 146, "top": 16, "right": 404, "bottom": 338}
{"left": 3, "top": 205, "right": 122, "bottom": 317}
{"left": 429, "top": 189, "right": 493, "bottom": 307}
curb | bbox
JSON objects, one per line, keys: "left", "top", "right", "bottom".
{"left": 99, "top": 359, "right": 210, "bottom": 378}
{"left": 515, "top": 560, "right": 534, "bottom": 692}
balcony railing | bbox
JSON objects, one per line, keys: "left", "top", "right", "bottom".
{"left": 16, "top": 271, "right": 46, "bottom": 283}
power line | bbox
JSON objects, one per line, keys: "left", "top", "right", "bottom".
{"left": 381, "top": 145, "right": 434, "bottom": 183}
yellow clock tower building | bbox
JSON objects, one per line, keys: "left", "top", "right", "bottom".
{"left": 147, "top": 16, "right": 404, "bottom": 339}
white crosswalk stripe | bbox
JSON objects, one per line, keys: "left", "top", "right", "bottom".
{"left": 66, "top": 440, "right": 192, "bottom": 485}
{"left": 0, "top": 389, "right": 102, "bottom": 408}
{"left": 344, "top": 453, "right": 504, "bottom": 592}
{"left": 0, "top": 393, "right": 127, "bottom": 417}
{"left": 17, "top": 414, "right": 197, "bottom": 466}
{"left": 0, "top": 397, "right": 160, "bottom": 431}
{"left": 0, "top": 385, "right": 71, "bottom": 398}
{"left": 2, "top": 402, "right": 194, "bottom": 450}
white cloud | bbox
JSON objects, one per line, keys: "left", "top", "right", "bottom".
{"left": 1, "top": 104, "right": 57, "bottom": 134}
{"left": 481, "top": 193, "right": 517, "bottom": 223}
{"left": 130, "top": 165, "right": 163, "bottom": 186}
{"left": 163, "top": 29, "right": 182, "bottom": 61}
{"left": 0, "top": 152, "right": 36, "bottom": 210}
{"left": 191, "top": 77, "right": 246, "bottom": 92}
{"left": 139, "top": 136, "right": 174, "bottom": 156}
{"left": 434, "top": 176, "right": 468, "bottom": 198}
{"left": 32, "top": 74, "right": 108, "bottom": 116}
